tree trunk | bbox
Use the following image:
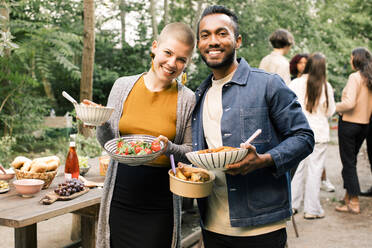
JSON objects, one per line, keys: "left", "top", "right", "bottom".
{"left": 192, "top": 0, "right": 203, "bottom": 35}
{"left": 163, "top": 0, "right": 169, "bottom": 25}
{"left": 0, "top": 1, "right": 10, "bottom": 58}
{"left": 41, "top": 75, "right": 56, "bottom": 101}
{"left": 80, "top": 0, "right": 95, "bottom": 137}
{"left": 119, "top": 0, "right": 126, "bottom": 47}
{"left": 150, "top": 0, "right": 158, "bottom": 40}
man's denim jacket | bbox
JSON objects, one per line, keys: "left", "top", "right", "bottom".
{"left": 192, "top": 58, "right": 314, "bottom": 227}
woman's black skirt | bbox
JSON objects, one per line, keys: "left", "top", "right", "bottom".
{"left": 109, "top": 163, "right": 173, "bottom": 248}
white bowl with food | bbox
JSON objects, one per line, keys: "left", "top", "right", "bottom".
{"left": 75, "top": 102, "right": 114, "bottom": 126}
{"left": 186, "top": 146, "right": 248, "bottom": 171}
{"left": 0, "top": 168, "right": 15, "bottom": 181}
{"left": 168, "top": 166, "right": 215, "bottom": 198}
{"left": 104, "top": 135, "right": 165, "bottom": 166}
{"left": 62, "top": 91, "right": 114, "bottom": 126}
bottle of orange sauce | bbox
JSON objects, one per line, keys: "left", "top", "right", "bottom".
{"left": 65, "top": 134, "right": 79, "bottom": 180}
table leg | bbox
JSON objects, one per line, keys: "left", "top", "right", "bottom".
{"left": 15, "top": 224, "right": 37, "bottom": 248}
{"left": 81, "top": 215, "right": 96, "bottom": 248}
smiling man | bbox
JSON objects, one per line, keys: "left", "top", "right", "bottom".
{"left": 192, "top": 5, "right": 314, "bottom": 248}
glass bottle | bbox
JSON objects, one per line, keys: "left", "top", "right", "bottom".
{"left": 65, "top": 134, "right": 79, "bottom": 180}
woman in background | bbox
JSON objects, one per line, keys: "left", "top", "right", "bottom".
{"left": 335, "top": 47, "right": 372, "bottom": 214}
{"left": 289, "top": 53, "right": 336, "bottom": 219}
{"left": 289, "top": 53, "right": 308, "bottom": 80}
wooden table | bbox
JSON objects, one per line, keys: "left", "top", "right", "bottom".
{"left": 0, "top": 158, "right": 104, "bottom": 248}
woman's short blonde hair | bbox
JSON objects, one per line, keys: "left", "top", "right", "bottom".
{"left": 158, "top": 22, "right": 195, "bottom": 50}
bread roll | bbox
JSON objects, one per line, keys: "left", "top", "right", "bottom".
{"left": 21, "top": 161, "right": 32, "bottom": 172}
{"left": 46, "top": 160, "right": 59, "bottom": 171}
{"left": 29, "top": 161, "right": 48, "bottom": 173}
{"left": 11, "top": 156, "right": 31, "bottom": 169}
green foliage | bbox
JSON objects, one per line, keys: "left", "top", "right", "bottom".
{"left": 0, "top": 136, "right": 16, "bottom": 167}
{"left": 76, "top": 133, "right": 102, "bottom": 158}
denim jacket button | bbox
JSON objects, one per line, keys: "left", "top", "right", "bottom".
{"left": 230, "top": 188, "right": 237, "bottom": 191}
{"left": 193, "top": 118, "right": 196, "bottom": 121}
{"left": 225, "top": 107, "right": 231, "bottom": 112}
{"left": 224, "top": 133, "right": 232, "bottom": 137}
{"left": 194, "top": 143, "right": 197, "bottom": 146}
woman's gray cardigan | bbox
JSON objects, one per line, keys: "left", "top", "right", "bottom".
{"left": 96, "top": 73, "right": 196, "bottom": 248}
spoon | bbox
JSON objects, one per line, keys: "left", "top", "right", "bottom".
{"left": 170, "top": 154, "right": 177, "bottom": 175}
{"left": 62, "top": 91, "right": 78, "bottom": 105}
{"left": 242, "top": 129, "right": 262, "bottom": 147}
{"left": 0, "top": 164, "right": 6, "bottom": 175}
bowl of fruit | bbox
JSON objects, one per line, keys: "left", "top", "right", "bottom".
{"left": 78, "top": 156, "right": 90, "bottom": 176}
{"left": 104, "top": 135, "right": 165, "bottom": 166}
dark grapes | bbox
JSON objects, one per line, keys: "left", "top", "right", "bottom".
{"left": 55, "top": 178, "right": 85, "bottom": 196}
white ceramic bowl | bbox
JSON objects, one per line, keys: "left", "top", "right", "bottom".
{"left": 168, "top": 168, "right": 215, "bottom": 198}
{"left": 186, "top": 148, "right": 249, "bottom": 171}
{"left": 13, "top": 179, "right": 44, "bottom": 197}
{"left": 75, "top": 104, "right": 114, "bottom": 126}
{"left": 104, "top": 135, "right": 165, "bottom": 166}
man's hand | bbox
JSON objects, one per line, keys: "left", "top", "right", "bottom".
{"left": 225, "top": 143, "right": 274, "bottom": 176}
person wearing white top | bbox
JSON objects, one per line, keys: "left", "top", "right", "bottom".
{"left": 259, "top": 29, "right": 294, "bottom": 85}
{"left": 289, "top": 53, "right": 336, "bottom": 219}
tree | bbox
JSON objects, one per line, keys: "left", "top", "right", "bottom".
{"left": 150, "top": 0, "right": 158, "bottom": 39}
{"left": 119, "top": 0, "right": 126, "bottom": 46}
{"left": 80, "top": 0, "right": 95, "bottom": 137}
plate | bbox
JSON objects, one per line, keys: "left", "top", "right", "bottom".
{"left": 104, "top": 135, "right": 165, "bottom": 166}
{"left": 0, "top": 188, "right": 9, "bottom": 193}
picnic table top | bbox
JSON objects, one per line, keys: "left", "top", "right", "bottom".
{"left": 0, "top": 157, "right": 104, "bottom": 228}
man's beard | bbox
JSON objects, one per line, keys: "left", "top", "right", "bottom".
{"left": 201, "top": 49, "right": 236, "bottom": 69}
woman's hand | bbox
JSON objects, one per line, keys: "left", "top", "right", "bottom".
{"left": 156, "top": 135, "right": 169, "bottom": 152}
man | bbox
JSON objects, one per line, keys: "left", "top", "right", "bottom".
{"left": 192, "top": 5, "right": 314, "bottom": 247}
{"left": 259, "top": 28, "right": 294, "bottom": 85}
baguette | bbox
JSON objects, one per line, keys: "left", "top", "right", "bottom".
{"left": 29, "top": 161, "right": 48, "bottom": 173}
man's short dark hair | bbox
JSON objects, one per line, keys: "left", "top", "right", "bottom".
{"left": 196, "top": 5, "right": 239, "bottom": 41}
{"left": 269, "top": 29, "right": 294, "bottom": 48}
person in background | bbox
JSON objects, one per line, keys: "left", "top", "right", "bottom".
{"left": 289, "top": 53, "right": 308, "bottom": 80}
{"left": 290, "top": 53, "right": 336, "bottom": 192}
{"left": 96, "top": 22, "right": 196, "bottom": 248}
{"left": 289, "top": 53, "right": 336, "bottom": 219}
{"left": 335, "top": 47, "right": 372, "bottom": 214}
{"left": 360, "top": 118, "right": 372, "bottom": 196}
{"left": 259, "top": 28, "right": 294, "bottom": 85}
{"left": 191, "top": 5, "right": 314, "bottom": 248}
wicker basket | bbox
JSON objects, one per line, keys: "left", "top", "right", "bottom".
{"left": 14, "top": 169, "right": 57, "bottom": 189}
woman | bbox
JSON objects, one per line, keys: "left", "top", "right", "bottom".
{"left": 289, "top": 53, "right": 308, "bottom": 80}
{"left": 289, "top": 53, "right": 336, "bottom": 219}
{"left": 96, "top": 23, "right": 196, "bottom": 248}
{"left": 335, "top": 47, "right": 372, "bottom": 214}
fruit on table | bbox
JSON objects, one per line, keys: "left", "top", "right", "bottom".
{"left": 116, "top": 139, "right": 162, "bottom": 156}
{"left": 0, "top": 180, "right": 9, "bottom": 190}
{"left": 54, "top": 178, "right": 84, "bottom": 196}
{"left": 78, "top": 156, "right": 89, "bottom": 168}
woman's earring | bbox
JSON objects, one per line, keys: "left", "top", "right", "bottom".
{"left": 182, "top": 71, "right": 187, "bottom": 85}
{"left": 150, "top": 52, "right": 155, "bottom": 71}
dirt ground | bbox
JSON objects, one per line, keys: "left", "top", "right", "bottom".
{"left": 1, "top": 132, "right": 372, "bottom": 248}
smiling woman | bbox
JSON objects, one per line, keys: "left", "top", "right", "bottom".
{"left": 96, "top": 22, "right": 196, "bottom": 248}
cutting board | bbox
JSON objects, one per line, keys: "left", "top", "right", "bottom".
{"left": 40, "top": 187, "right": 90, "bottom": 205}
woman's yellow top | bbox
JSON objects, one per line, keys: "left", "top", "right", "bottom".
{"left": 119, "top": 76, "right": 178, "bottom": 166}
